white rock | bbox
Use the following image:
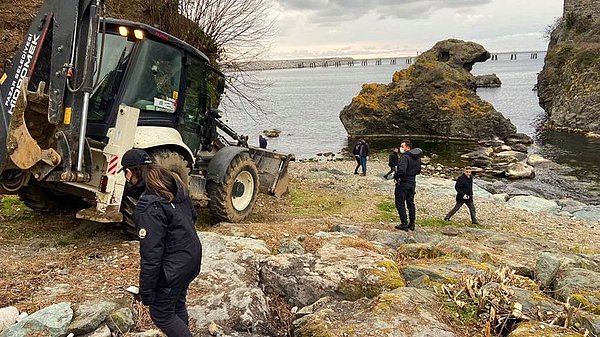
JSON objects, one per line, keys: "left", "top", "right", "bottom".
{"left": 0, "top": 307, "right": 19, "bottom": 332}
{"left": 527, "top": 154, "right": 551, "bottom": 167}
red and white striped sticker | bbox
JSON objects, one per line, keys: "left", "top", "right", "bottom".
{"left": 108, "top": 155, "right": 120, "bottom": 175}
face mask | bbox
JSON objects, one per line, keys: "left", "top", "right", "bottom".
{"left": 400, "top": 148, "right": 406, "bottom": 154}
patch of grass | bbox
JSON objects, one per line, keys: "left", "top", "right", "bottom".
{"left": 373, "top": 199, "right": 397, "bottom": 222}
{"left": 288, "top": 188, "right": 348, "bottom": 217}
{"left": 443, "top": 301, "right": 479, "bottom": 325}
{"left": 0, "top": 196, "right": 35, "bottom": 221}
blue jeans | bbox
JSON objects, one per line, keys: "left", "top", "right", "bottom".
{"left": 360, "top": 156, "right": 367, "bottom": 174}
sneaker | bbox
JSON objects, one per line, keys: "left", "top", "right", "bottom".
{"left": 394, "top": 224, "right": 409, "bottom": 231}
{"left": 443, "top": 217, "right": 450, "bottom": 221}
{"left": 354, "top": 171, "right": 359, "bottom": 175}
{"left": 472, "top": 221, "right": 479, "bottom": 225}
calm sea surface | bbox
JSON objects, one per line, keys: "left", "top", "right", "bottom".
{"left": 223, "top": 52, "right": 600, "bottom": 199}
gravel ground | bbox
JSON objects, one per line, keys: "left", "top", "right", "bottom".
{"left": 285, "top": 158, "right": 600, "bottom": 253}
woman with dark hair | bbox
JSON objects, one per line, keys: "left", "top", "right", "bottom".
{"left": 120, "top": 148, "right": 201, "bottom": 337}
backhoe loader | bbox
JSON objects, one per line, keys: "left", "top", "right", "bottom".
{"left": 0, "top": 0, "right": 291, "bottom": 226}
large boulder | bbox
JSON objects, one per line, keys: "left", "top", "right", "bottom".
{"left": 293, "top": 288, "right": 456, "bottom": 337}
{"left": 0, "top": 302, "right": 72, "bottom": 337}
{"left": 475, "top": 74, "right": 502, "bottom": 88}
{"left": 68, "top": 300, "right": 119, "bottom": 335}
{"left": 339, "top": 39, "right": 517, "bottom": 140}
{"left": 537, "top": 10, "right": 600, "bottom": 133}
{"left": 554, "top": 268, "right": 600, "bottom": 315}
{"left": 260, "top": 232, "right": 403, "bottom": 307}
{"left": 187, "top": 232, "right": 275, "bottom": 335}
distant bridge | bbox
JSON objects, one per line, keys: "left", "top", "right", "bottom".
{"left": 243, "top": 51, "right": 546, "bottom": 71}
{"left": 296, "top": 52, "right": 544, "bottom": 69}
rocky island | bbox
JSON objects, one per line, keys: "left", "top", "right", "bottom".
{"left": 339, "top": 39, "right": 517, "bottom": 141}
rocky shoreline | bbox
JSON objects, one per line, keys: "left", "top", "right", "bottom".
{"left": 1, "top": 160, "right": 599, "bottom": 336}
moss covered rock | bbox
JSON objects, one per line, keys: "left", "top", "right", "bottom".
{"left": 339, "top": 39, "right": 517, "bottom": 140}
{"left": 293, "top": 288, "right": 456, "bottom": 337}
{"left": 261, "top": 233, "right": 405, "bottom": 307}
{"left": 508, "top": 321, "right": 583, "bottom": 336}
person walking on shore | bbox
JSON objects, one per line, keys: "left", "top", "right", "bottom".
{"left": 444, "top": 167, "right": 479, "bottom": 224}
{"left": 384, "top": 148, "right": 399, "bottom": 179}
{"left": 394, "top": 140, "right": 422, "bottom": 231}
{"left": 357, "top": 138, "right": 370, "bottom": 176}
{"left": 121, "top": 149, "right": 202, "bottom": 337}
{"left": 352, "top": 140, "right": 362, "bottom": 175}
{"left": 258, "top": 135, "right": 268, "bottom": 149}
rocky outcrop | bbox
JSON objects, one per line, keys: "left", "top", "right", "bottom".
{"left": 475, "top": 74, "right": 502, "bottom": 88}
{"left": 0, "top": 302, "right": 72, "bottom": 337}
{"left": 339, "top": 39, "right": 517, "bottom": 140}
{"left": 293, "top": 288, "right": 456, "bottom": 337}
{"left": 537, "top": 9, "right": 600, "bottom": 134}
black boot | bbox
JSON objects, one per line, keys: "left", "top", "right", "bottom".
{"left": 408, "top": 223, "right": 415, "bottom": 231}
{"left": 395, "top": 224, "right": 409, "bottom": 231}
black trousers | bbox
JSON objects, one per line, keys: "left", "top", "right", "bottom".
{"left": 445, "top": 200, "right": 477, "bottom": 223}
{"left": 354, "top": 156, "right": 361, "bottom": 173}
{"left": 149, "top": 286, "right": 192, "bottom": 337}
{"left": 395, "top": 182, "right": 416, "bottom": 226}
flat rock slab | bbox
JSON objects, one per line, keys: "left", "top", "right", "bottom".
{"left": 507, "top": 195, "right": 560, "bottom": 214}
{"left": 261, "top": 233, "right": 403, "bottom": 307}
{"left": 293, "top": 287, "right": 456, "bottom": 337}
{"left": 401, "top": 256, "right": 493, "bottom": 284}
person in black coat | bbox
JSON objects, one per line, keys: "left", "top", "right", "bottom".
{"left": 259, "top": 135, "right": 268, "bottom": 149}
{"left": 384, "top": 148, "right": 399, "bottom": 179}
{"left": 121, "top": 149, "right": 201, "bottom": 337}
{"left": 394, "top": 140, "right": 422, "bottom": 231}
{"left": 444, "top": 167, "right": 479, "bottom": 224}
{"left": 352, "top": 140, "right": 362, "bottom": 174}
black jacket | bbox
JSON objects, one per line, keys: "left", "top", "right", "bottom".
{"left": 394, "top": 148, "right": 422, "bottom": 183}
{"left": 134, "top": 182, "right": 202, "bottom": 293}
{"left": 455, "top": 173, "right": 474, "bottom": 203}
{"left": 388, "top": 152, "right": 399, "bottom": 168}
{"left": 352, "top": 143, "right": 361, "bottom": 157}
{"left": 358, "top": 142, "right": 370, "bottom": 158}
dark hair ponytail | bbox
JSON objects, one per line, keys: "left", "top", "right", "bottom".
{"left": 139, "top": 164, "right": 185, "bottom": 202}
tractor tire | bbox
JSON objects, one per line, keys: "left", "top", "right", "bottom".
{"left": 121, "top": 149, "right": 190, "bottom": 233}
{"left": 18, "top": 181, "right": 85, "bottom": 212}
{"left": 207, "top": 153, "right": 259, "bottom": 222}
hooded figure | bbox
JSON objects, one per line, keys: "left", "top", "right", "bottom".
{"left": 122, "top": 148, "right": 201, "bottom": 337}
{"left": 393, "top": 140, "right": 422, "bottom": 231}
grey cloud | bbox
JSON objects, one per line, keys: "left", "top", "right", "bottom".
{"left": 276, "top": 0, "right": 493, "bottom": 22}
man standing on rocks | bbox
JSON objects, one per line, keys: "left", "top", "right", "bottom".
{"left": 444, "top": 167, "right": 479, "bottom": 224}
{"left": 394, "top": 140, "right": 422, "bottom": 231}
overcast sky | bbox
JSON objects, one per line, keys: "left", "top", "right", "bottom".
{"left": 268, "top": 0, "right": 564, "bottom": 59}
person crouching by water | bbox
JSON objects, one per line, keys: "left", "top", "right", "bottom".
{"left": 394, "top": 140, "right": 422, "bottom": 231}
{"left": 384, "top": 148, "right": 399, "bottom": 179}
{"left": 444, "top": 167, "right": 479, "bottom": 225}
{"left": 120, "top": 149, "right": 202, "bottom": 337}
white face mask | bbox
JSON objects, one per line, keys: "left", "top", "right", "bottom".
{"left": 400, "top": 148, "right": 406, "bottom": 154}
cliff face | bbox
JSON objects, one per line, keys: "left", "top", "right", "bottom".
{"left": 537, "top": 3, "right": 600, "bottom": 133}
{"left": 339, "top": 39, "right": 517, "bottom": 140}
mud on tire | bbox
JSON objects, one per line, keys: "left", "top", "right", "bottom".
{"left": 207, "top": 153, "right": 259, "bottom": 222}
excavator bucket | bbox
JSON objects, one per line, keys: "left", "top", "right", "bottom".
{"left": 6, "top": 78, "right": 60, "bottom": 173}
{"left": 249, "top": 148, "right": 292, "bottom": 198}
